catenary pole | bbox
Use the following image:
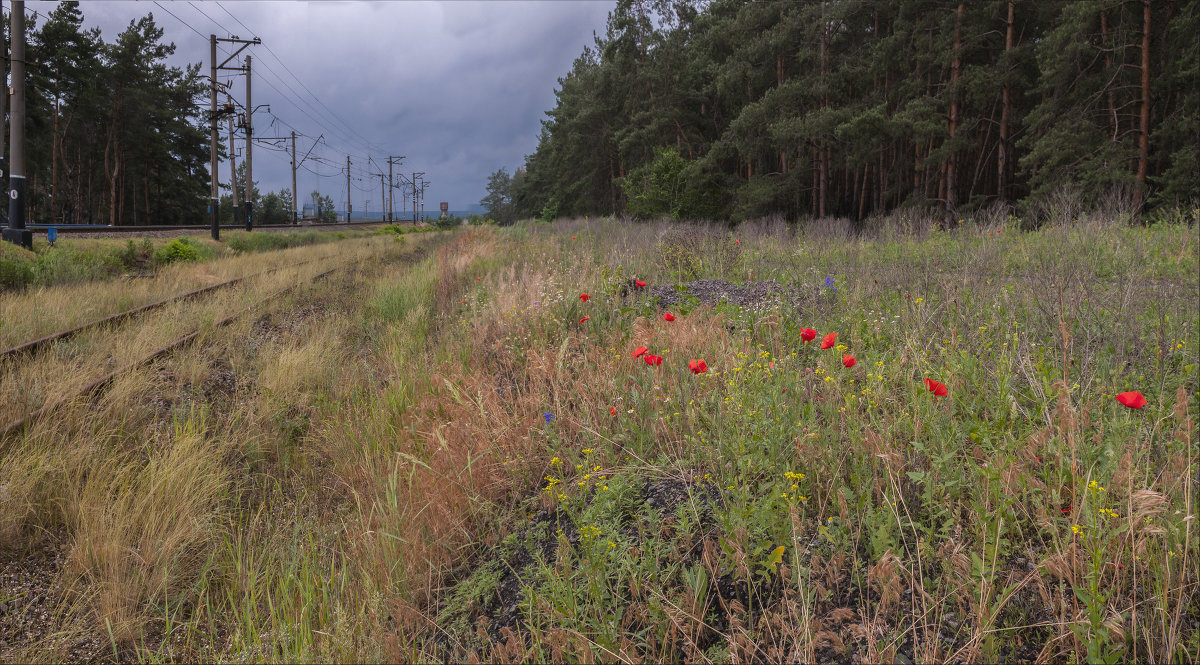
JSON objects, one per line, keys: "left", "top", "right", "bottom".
{"left": 228, "top": 108, "right": 239, "bottom": 225}
{"left": 209, "top": 34, "right": 219, "bottom": 240}
{"left": 290, "top": 131, "right": 298, "bottom": 224}
{"left": 244, "top": 54, "right": 253, "bottom": 230}
{"left": 3, "top": 0, "right": 31, "bottom": 247}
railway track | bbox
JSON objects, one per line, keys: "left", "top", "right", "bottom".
{"left": 25, "top": 220, "right": 400, "bottom": 236}
{"left": 0, "top": 259, "right": 313, "bottom": 360}
{"left": 0, "top": 236, "right": 419, "bottom": 440}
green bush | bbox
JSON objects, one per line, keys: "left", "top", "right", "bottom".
{"left": 154, "top": 238, "right": 203, "bottom": 264}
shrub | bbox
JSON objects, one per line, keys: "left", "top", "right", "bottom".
{"left": 154, "top": 238, "right": 203, "bottom": 264}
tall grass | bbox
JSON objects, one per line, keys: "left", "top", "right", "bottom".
{"left": 0, "top": 212, "right": 1195, "bottom": 663}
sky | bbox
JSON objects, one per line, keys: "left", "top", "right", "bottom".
{"left": 30, "top": 0, "right": 615, "bottom": 215}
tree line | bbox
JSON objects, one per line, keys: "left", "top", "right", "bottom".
{"left": 492, "top": 0, "right": 1197, "bottom": 224}
{"left": 8, "top": 2, "right": 294, "bottom": 227}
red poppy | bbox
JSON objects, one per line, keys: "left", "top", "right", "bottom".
{"left": 688, "top": 359, "right": 708, "bottom": 374}
{"left": 572, "top": 236, "right": 577, "bottom": 240}
{"left": 579, "top": 292, "right": 590, "bottom": 302}
{"left": 734, "top": 239, "right": 740, "bottom": 244}
{"left": 821, "top": 333, "right": 837, "bottom": 349}
{"left": 644, "top": 354, "right": 663, "bottom": 366}
{"left": 1115, "top": 391, "right": 1147, "bottom": 409}
{"left": 476, "top": 277, "right": 482, "bottom": 281}
{"left": 579, "top": 316, "right": 590, "bottom": 323}
{"left": 1061, "top": 504, "right": 1072, "bottom": 515}
{"left": 635, "top": 279, "right": 647, "bottom": 288}
{"left": 924, "top": 378, "right": 948, "bottom": 398}
{"left": 663, "top": 312, "right": 675, "bottom": 322}
{"left": 610, "top": 406, "right": 617, "bottom": 415}
{"left": 631, "top": 346, "right": 649, "bottom": 358}
{"left": 800, "top": 328, "right": 817, "bottom": 343}
{"left": 842, "top": 354, "right": 856, "bottom": 368}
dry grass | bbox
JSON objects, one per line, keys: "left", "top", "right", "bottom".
{"left": 1, "top": 213, "right": 1195, "bottom": 663}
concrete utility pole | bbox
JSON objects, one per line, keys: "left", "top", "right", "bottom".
{"left": 290, "top": 131, "right": 297, "bottom": 224}
{"left": 378, "top": 173, "right": 385, "bottom": 219}
{"left": 387, "top": 156, "right": 405, "bottom": 222}
{"left": 244, "top": 54, "right": 253, "bottom": 231}
{"left": 1, "top": 0, "right": 9, "bottom": 227}
{"left": 209, "top": 34, "right": 259, "bottom": 240}
{"left": 209, "top": 35, "right": 219, "bottom": 240}
{"left": 227, "top": 107, "right": 239, "bottom": 225}
{"left": 3, "top": 0, "right": 31, "bottom": 248}
{"left": 345, "top": 156, "right": 351, "bottom": 222}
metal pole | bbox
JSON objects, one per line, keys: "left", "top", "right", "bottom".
{"left": 209, "top": 34, "right": 219, "bottom": 240}
{"left": 3, "top": 0, "right": 30, "bottom": 247}
{"left": 379, "top": 173, "right": 385, "bottom": 220}
{"left": 290, "top": 131, "right": 298, "bottom": 224}
{"left": 244, "top": 55, "right": 253, "bottom": 231}
{"left": 346, "top": 156, "right": 351, "bottom": 222}
{"left": 387, "top": 159, "right": 393, "bottom": 222}
{"left": 228, "top": 110, "right": 239, "bottom": 226}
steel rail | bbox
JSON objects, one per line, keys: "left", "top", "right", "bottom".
{"left": 0, "top": 265, "right": 339, "bottom": 439}
{"left": 0, "top": 259, "right": 314, "bottom": 361}
{"left": 27, "top": 221, "right": 397, "bottom": 234}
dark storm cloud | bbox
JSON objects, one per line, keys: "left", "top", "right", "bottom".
{"left": 32, "top": 1, "right": 613, "bottom": 213}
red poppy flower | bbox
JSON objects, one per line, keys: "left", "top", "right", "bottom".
{"left": 631, "top": 346, "right": 649, "bottom": 358}
{"left": 635, "top": 279, "right": 647, "bottom": 288}
{"left": 572, "top": 236, "right": 577, "bottom": 240}
{"left": 663, "top": 312, "right": 675, "bottom": 322}
{"left": 821, "top": 333, "right": 837, "bottom": 349}
{"left": 1115, "top": 391, "right": 1147, "bottom": 409}
{"left": 800, "top": 328, "right": 817, "bottom": 343}
{"left": 842, "top": 354, "right": 856, "bottom": 368}
{"left": 924, "top": 378, "right": 948, "bottom": 398}
{"left": 476, "top": 277, "right": 482, "bottom": 281}
{"left": 644, "top": 354, "right": 663, "bottom": 366}
{"left": 1061, "top": 504, "right": 1072, "bottom": 515}
{"left": 734, "top": 239, "right": 740, "bottom": 244}
{"left": 610, "top": 406, "right": 617, "bottom": 415}
{"left": 688, "top": 359, "right": 708, "bottom": 374}
{"left": 579, "top": 292, "right": 590, "bottom": 302}
{"left": 579, "top": 316, "right": 590, "bottom": 323}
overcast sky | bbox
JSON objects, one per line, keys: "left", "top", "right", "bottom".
{"left": 31, "top": 1, "right": 614, "bottom": 215}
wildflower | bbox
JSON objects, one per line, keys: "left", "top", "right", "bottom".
{"left": 821, "top": 333, "right": 837, "bottom": 350}
{"left": 842, "top": 354, "right": 856, "bottom": 368}
{"left": 610, "top": 406, "right": 617, "bottom": 416}
{"left": 835, "top": 343, "right": 848, "bottom": 352}
{"left": 734, "top": 238, "right": 740, "bottom": 244}
{"left": 579, "top": 316, "right": 590, "bottom": 323}
{"left": 579, "top": 292, "right": 590, "bottom": 302}
{"left": 1115, "top": 391, "right": 1147, "bottom": 409}
{"left": 824, "top": 276, "right": 836, "bottom": 291}
{"left": 1061, "top": 504, "right": 1072, "bottom": 515}
{"left": 663, "top": 312, "right": 675, "bottom": 322}
{"left": 924, "top": 378, "right": 948, "bottom": 398}
{"left": 644, "top": 354, "right": 663, "bottom": 366}
{"left": 543, "top": 412, "right": 555, "bottom": 424}
{"left": 631, "top": 346, "right": 649, "bottom": 358}
{"left": 635, "top": 279, "right": 647, "bottom": 288}
{"left": 800, "top": 328, "right": 817, "bottom": 343}
{"left": 688, "top": 359, "right": 708, "bottom": 374}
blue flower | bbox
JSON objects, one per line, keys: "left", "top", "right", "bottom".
{"left": 824, "top": 276, "right": 837, "bottom": 291}
{"left": 543, "top": 412, "right": 556, "bottom": 424}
